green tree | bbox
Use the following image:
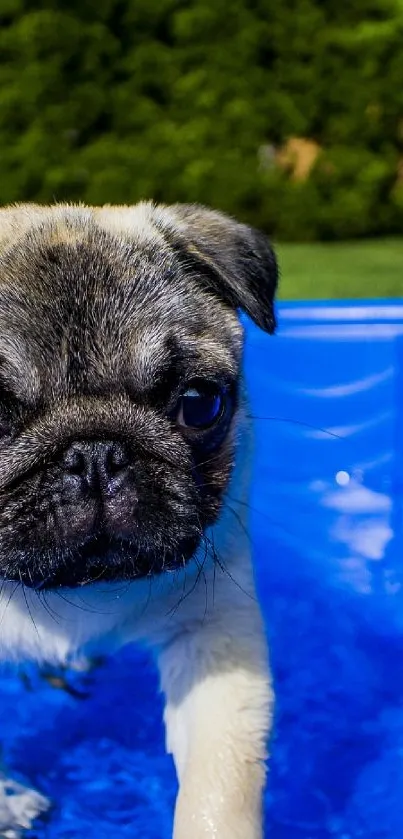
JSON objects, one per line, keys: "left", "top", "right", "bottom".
{"left": 0, "top": 0, "right": 402, "bottom": 239}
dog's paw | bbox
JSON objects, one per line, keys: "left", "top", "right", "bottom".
{"left": 0, "top": 775, "right": 49, "bottom": 838}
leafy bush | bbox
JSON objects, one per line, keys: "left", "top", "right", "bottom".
{"left": 0, "top": 0, "right": 402, "bottom": 240}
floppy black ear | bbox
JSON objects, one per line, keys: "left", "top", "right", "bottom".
{"left": 152, "top": 203, "right": 279, "bottom": 333}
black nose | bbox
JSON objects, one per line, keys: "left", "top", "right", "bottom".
{"left": 63, "top": 440, "right": 131, "bottom": 497}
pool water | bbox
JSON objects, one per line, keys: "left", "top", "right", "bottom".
{"left": 2, "top": 300, "right": 403, "bottom": 838}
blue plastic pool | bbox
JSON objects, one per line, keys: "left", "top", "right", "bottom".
{"left": 2, "top": 299, "right": 403, "bottom": 838}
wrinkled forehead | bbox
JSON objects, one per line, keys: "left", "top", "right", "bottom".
{"left": 0, "top": 222, "right": 243, "bottom": 403}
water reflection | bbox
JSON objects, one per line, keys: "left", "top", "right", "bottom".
{"left": 245, "top": 304, "right": 400, "bottom": 601}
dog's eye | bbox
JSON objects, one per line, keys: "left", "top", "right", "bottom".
{"left": 176, "top": 383, "right": 225, "bottom": 430}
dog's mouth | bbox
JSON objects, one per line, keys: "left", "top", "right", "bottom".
{"left": 3, "top": 533, "right": 200, "bottom": 591}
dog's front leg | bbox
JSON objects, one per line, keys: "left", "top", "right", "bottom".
{"left": 158, "top": 602, "right": 272, "bottom": 839}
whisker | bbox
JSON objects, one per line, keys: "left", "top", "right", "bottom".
{"left": 0, "top": 577, "right": 8, "bottom": 606}
{"left": 193, "top": 452, "right": 228, "bottom": 471}
{"left": 224, "top": 494, "right": 335, "bottom": 567}
{"left": 55, "top": 588, "right": 126, "bottom": 617}
{"left": 167, "top": 545, "right": 208, "bottom": 618}
{"left": 246, "top": 412, "right": 345, "bottom": 442}
{"left": 0, "top": 581, "right": 20, "bottom": 630}
{"left": 19, "top": 573, "right": 40, "bottom": 639}
{"left": 37, "top": 590, "right": 63, "bottom": 625}
{"left": 222, "top": 503, "right": 253, "bottom": 549}
{"left": 78, "top": 567, "right": 109, "bottom": 587}
{"left": 203, "top": 532, "right": 257, "bottom": 604}
{"left": 195, "top": 553, "right": 209, "bottom": 623}
{"left": 212, "top": 541, "right": 217, "bottom": 609}
{"left": 138, "top": 574, "right": 154, "bottom": 618}
{"left": 227, "top": 492, "right": 302, "bottom": 532}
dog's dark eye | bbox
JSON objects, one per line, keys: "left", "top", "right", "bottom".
{"left": 176, "top": 383, "right": 225, "bottom": 430}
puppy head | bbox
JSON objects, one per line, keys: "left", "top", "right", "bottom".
{"left": 0, "top": 202, "right": 277, "bottom": 590}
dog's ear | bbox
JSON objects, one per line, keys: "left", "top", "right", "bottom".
{"left": 151, "top": 203, "right": 279, "bottom": 333}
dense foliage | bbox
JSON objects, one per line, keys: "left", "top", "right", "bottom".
{"left": 0, "top": 0, "right": 402, "bottom": 239}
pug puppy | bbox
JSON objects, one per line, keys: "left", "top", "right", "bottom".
{"left": 0, "top": 202, "right": 277, "bottom": 839}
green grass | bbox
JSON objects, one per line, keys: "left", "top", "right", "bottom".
{"left": 276, "top": 238, "right": 403, "bottom": 300}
